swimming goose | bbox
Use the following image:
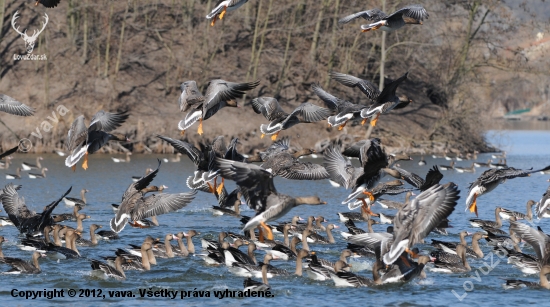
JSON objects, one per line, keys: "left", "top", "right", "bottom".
{"left": 6, "top": 167, "right": 21, "bottom": 179}
{"left": 52, "top": 205, "right": 83, "bottom": 223}
{"left": 65, "top": 110, "right": 129, "bottom": 170}
{"left": 63, "top": 188, "right": 89, "bottom": 207}
{"left": 503, "top": 265, "right": 550, "bottom": 289}
{"left": 28, "top": 167, "right": 48, "bottom": 179}
{"left": 110, "top": 161, "right": 197, "bottom": 233}
{"left": 202, "top": 232, "right": 228, "bottom": 250}
{"left": 111, "top": 152, "right": 132, "bottom": 163}
{"left": 439, "top": 161, "right": 454, "bottom": 171}
{"left": 382, "top": 183, "right": 460, "bottom": 265}
{"left": 503, "top": 244, "right": 540, "bottom": 275}
{"left": 216, "top": 157, "right": 326, "bottom": 241}
{"left": 339, "top": 5, "right": 428, "bottom": 32}
{"left": 305, "top": 252, "right": 334, "bottom": 280}
{"left": 197, "top": 242, "right": 230, "bottom": 266}
{"left": 224, "top": 239, "right": 257, "bottom": 267}
{"left": 230, "top": 253, "right": 289, "bottom": 278}
{"left": 243, "top": 263, "right": 271, "bottom": 292}
{"left": 252, "top": 97, "right": 332, "bottom": 140}
{"left": 536, "top": 185, "right": 550, "bottom": 219}
{"left": 0, "top": 94, "right": 35, "bottom": 116}
{"left": 96, "top": 228, "right": 119, "bottom": 240}
{"left": 330, "top": 260, "right": 378, "bottom": 287}
{"left": 470, "top": 207, "right": 503, "bottom": 229}
{"left": 500, "top": 200, "right": 536, "bottom": 221}
{"left": 433, "top": 232, "right": 485, "bottom": 259}
{"left": 329, "top": 71, "right": 410, "bottom": 127}
{"left": 0, "top": 251, "right": 44, "bottom": 274}
{"left": 466, "top": 166, "right": 550, "bottom": 216}
{"left": 90, "top": 256, "right": 126, "bottom": 281}
{"left": 178, "top": 79, "right": 259, "bottom": 136}
{"left": 75, "top": 224, "right": 102, "bottom": 246}
{"left": 0, "top": 156, "right": 11, "bottom": 169}
{"left": 206, "top": 0, "right": 249, "bottom": 26}
{"left": 265, "top": 228, "right": 299, "bottom": 261}
{"left": 455, "top": 163, "right": 475, "bottom": 173}
{"left": 311, "top": 249, "right": 354, "bottom": 276}
{"left": 432, "top": 244, "right": 471, "bottom": 273}
{"left": 0, "top": 183, "right": 71, "bottom": 235}
{"left": 293, "top": 249, "right": 311, "bottom": 276}
{"left": 337, "top": 211, "right": 364, "bottom": 222}
{"left": 152, "top": 234, "right": 179, "bottom": 258}
{"left": 418, "top": 156, "right": 426, "bottom": 165}
{"left": 308, "top": 224, "right": 339, "bottom": 244}
{"left": 117, "top": 241, "right": 156, "bottom": 271}
{"left": 212, "top": 195, "right": 241, "bottom": 217}
{"left": 22, "top": 157, "right": 43, "bottom": 171}
{"left": 311, "top": 83, "right": 366, "bottom": 130}
{"left": 381, "top": 255, "right": 432, "bottom": 284}
{"left": 473, "top": 159, "right": 492, "bottom": 168}
{"left": 47, "top": 229, "right": 80, "bottom": 259}
{"left": 489, "top": 159, "right": 508, "bottom": 169}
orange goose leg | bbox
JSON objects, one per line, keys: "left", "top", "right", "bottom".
{"left": 82, "top": 152, "right": 89, "bottom": 170}
{"left": 338, "top": 121, "right": 347, "bottom": 131}
{"left": 197, "top": 118, "right": 204, "bottom": 135}
{"left": 180, "top": 130, "right": 186, "bottom": 136}
{"left": 361, "top": 118, "right": 368, "bottom": 125}
{"left": 257, "top": 225, "right": 265, "bottom": 243}
{"left": 271, "top": 131, "right": 280, "bottom": 141}
{"left": 469, "top": 193, "right": 479, "bottom": 217}
{"left": 260, "top": 221, "right": 274, "bottom": 240}
{"left": 219, "top": 6, "right": 228, "bottom": 20}
{"left": 370, "top": 113, "right": 380, "bottom": 127}
{"left": 216, "top": 178, "right": 225, "bottom": 195}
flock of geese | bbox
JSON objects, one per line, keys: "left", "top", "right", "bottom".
{"left": 0, "top": 1, "right": 549, "bottom": 299}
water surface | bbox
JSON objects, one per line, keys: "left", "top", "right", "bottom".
{"left": 1, "top": 130, "right": 549, "bottom": 306}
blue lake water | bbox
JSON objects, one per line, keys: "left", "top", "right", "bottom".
{"left": 0, "top": 130, "right": 549, "bottom": 306}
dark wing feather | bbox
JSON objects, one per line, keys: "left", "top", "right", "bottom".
{"left": 122, "top": 160, "right": 161, "bottom": 200}
{"left": 329, "top": 72, "right": 380, "bottom": 101}
{"left": 0, "top": 146, "right": 18, "bottom": 160}
{"left": 286, "top": 102, "right": 332, "bottom": 123}
{"left": 203, "top": 79, "right": 260, "bottom": 114}
{"left": 89, "top": 110, "right": 129, "bottom": 132}
{"left": 376, "top": 72, "right": 408, "bottom": 104}
{"left": 391, "top": 166, "right": 424, "bottom": 189}
{"left": 386, "top": 5, "right": 428, "bottom": 22}
{"left": 311, "top": 84, "right": 340, "bottom": 110}
{"left": 510, "top": 221, "right": 550, "bottom": 263}
{"left": 338, "top": 8, "right": 387, "bottom": 24}
{"left": 157, "top": 135, "right": 204, "bottom": 166}
{"left": 216, "top": 158, "right": 276, "bottom": 213}
{"left": 251, "top": 97, "right": 287, "bottom": 121}
{"left": 419, "top": 166, "right": 443, "bottom": 191}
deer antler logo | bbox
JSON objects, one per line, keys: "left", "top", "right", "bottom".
{"left": 11, "top": 11, "right": 48, "bottom": 54}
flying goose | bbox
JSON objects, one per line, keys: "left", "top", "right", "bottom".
{"left": 329, "top": 71, "right": 410, "bottom": 127}
{"left": 339, "top": 5, "right": 428, "bottom": 33}
{"left": 251, "top": 97, "right": 332, "bottom": 141}
{"left": 65, "top": 110, "right": 129, "bottom": 170}
{"left": 178, "top": 79, "right": 259, "bottom": 135}
{"left": 216, "top": 157, "right": 326, "bottom": 241}
{"left": 206, "top": 0, "right": 249, "bottom": 26}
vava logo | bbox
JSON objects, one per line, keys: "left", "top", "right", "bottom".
{"left": 11, "top": 11, "right": 48, "bottom": 60}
